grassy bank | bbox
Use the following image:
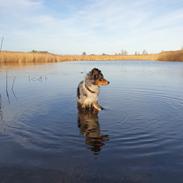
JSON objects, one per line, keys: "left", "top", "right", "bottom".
{"left": 0, "top": 50, "right": 183, "bottom": 65}
{"left": 0, "top": 51, "right": 60, "bottom": 64}
{"left": 0, "top": 51, "right": 158, "bottom": 64}
{"left": 158, "top": 50, "right": 183, "bottom": 61}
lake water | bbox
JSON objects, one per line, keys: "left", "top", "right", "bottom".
{"left": 0, "top": 61, "right": 183, "bottom": 183}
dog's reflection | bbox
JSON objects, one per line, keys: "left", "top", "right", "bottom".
{"left": 77, "top": 110, "right": 109, "bottom": 154}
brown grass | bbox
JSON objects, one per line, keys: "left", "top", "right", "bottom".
{"left": 158, "top": 50, "right": 183, "bottom": 61}
{"left": 0, "top": 51, "right": 159, "bottom": 65}
{"left": 0, "top": 50, "right": 183, "bottom": 65}
{"left": 0, "top": 51, "right": 60, "bottom": 64}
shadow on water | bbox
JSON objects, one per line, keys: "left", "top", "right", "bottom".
{"left": 77, "top": 109, "right": 109, "bottom": 154}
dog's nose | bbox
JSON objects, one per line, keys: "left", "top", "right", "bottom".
{"left": 107, "top": 81, "right": 110, "bottom": 84}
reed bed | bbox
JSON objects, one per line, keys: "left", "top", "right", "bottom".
{"left": 0, "top": 51, "right": 159, "bottom": 65}
{"left": 158, "top": 50, "right": 183, "bottom": 61}
{"left": 1, "top": 50, "right": 183, "bottom": 65}
{"left": 0, "top": 51, "right": 60, "bottom": 64}
{"left": 60, "top": 54, "right": 158, "bottom": 61}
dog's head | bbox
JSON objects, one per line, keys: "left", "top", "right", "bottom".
{"left": 88, "top": 68, "right": 110, "bottom": 86}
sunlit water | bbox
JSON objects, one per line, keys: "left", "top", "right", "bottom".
{"left": 0, "top": 61, "right": 183, "bottom": 183}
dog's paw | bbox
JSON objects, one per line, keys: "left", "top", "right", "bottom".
{"left": 100, "top": 106, "right": 104, "bottom": 110}
{"left": 93, "top": 105, "right": 102, "bottom": 111}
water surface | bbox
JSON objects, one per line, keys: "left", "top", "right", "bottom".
{"left": 0, "top": 61, "right": 183, "bottom": 183}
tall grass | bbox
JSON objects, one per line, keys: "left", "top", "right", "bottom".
{"left": 1, "top": 50, "right": 183, "bottom": 65}
{"left": 0, "top": 51, "right": 60, "bottom": 64}
{"left": 158, "top": 50, "right": 183, "bottom": 61}
{"left": 0, "top": 51, "right": 159, "bottom": 65}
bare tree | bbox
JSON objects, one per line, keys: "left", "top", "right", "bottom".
{"left": 0, "top": 36, "right": 4, "bottom": 52}
{"left": 121, "top": 49, "right": 128, "bottom": 56}
{"left": 134, "top": 51, "right": 139, "bottom": 55}
{"left": 142, "top": 49, "right": 148, "bottom": 55}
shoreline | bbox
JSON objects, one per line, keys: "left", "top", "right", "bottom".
{"left": 0, "top": 50, "right": 183, "bottom": 65}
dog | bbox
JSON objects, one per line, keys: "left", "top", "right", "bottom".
{"left": 77, "top": 68, "right": 110, "bottom": 111}
{"left": 78, "top": 110, "right": 109, "bottom": 153}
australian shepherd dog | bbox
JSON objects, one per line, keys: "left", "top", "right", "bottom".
{"left": 77, "top": 68, "right": 110, "bottom": 111}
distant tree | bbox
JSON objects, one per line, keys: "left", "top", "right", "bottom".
{"left": 31, "top": 50, "right": 48, "bottom": 53}
{"left": 142, "top": 49, "right": 148, "bottom": 55}
{"left": 181, "top": 46, "right": 183, "bottom": 50}
{"left": 134, "top": 51, "right": 138, "bottom": 55}
{"left": 82, "top": 52, "right": 86, "bottom": 55}
{"left": 121, "top": 49, "right": 128, "bottom": 55}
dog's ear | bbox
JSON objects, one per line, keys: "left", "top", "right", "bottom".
{"left": 91, "top": 68, "right": 101, "bottom": 80}
{"left": 91, "top": 68, "right": 99, "bottom": 74}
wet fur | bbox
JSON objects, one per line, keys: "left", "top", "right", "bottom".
{"left": 77, "top": 68, "right": 109, "bottom": 111}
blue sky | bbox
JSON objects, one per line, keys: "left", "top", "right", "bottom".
{"left": 0, "top": 0, "right": 183, "bottom": 54}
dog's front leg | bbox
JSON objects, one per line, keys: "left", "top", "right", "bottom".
{"left": 93, "top": 102, "right": 103, "bottom": 111}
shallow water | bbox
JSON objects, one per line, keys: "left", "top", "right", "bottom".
{"left": 0, "top": 61, "right": 183, "bottom": 183}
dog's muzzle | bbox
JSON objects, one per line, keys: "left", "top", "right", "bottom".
{"left": 96, "top": 79, "right": 110, "bottom": 86}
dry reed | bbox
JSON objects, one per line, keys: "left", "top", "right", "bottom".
{"left": 158, "top": 50, "right": 183, "bottom": 61}
{"left": 0, "top": 51, "right": 159, "bottom": 65}
{"left": 1, "top": 50, "right": 183, "bottom": 65}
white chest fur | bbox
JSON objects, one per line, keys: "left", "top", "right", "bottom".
{"left": 78, "top": 82, "right": 100, "bottom": 107}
